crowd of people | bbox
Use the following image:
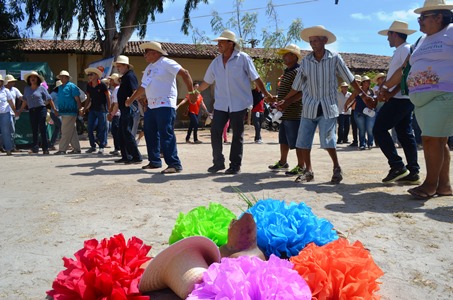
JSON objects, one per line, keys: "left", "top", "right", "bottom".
{"left": 1, "top": 0, "right": 451, "bottom": 199}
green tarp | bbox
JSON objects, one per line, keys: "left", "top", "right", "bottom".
{"left": 0, "top": 62, "right": 54, "bottom": 83}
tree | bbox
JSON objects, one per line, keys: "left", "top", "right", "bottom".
{"left": 20, "top": 0, "right": 208, "bottom": 58}
{"left": 0, "top": 0, "right": 24, "bottom": 61}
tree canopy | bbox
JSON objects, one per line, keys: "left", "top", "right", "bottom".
{"left": 20, "top": 0, "right": 208, "bottom": 58}
{"left": 0, "top": 0, "right": 24, "bottom": 61}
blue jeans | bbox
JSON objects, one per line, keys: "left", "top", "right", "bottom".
{"left": 144, "top": 107, "right": 181, "bottom": 169}
{"left": 50, "top": 111, "right": 62, "bottom": 147}
{"left": 252, "top": 111, "right": 263, "bottom": 141}
{"left": 296, "top": 116, "right": 337, "bottom": 149}
{"left": 186, "top": 112, "right": 199, "bottom": 141}
{"left": 373, "top": 98, "right": 419, "bottom": 173}
{"left": 354, "top": 111, "right": 376, "bottom": 147}
{"left": 87, "top": 110, "right": 107, "bottom": 148}
{"left": 0, "top": 113, "right": 14, "bottom": 151}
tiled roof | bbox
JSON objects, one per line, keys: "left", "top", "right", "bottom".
{"left": 21, "top": 38, "right": 390, "bottom": 71}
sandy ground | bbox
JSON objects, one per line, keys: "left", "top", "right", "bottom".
{"left": 0, "top": 126, "right": 452, "bottom": 300}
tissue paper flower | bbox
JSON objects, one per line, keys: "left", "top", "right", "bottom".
{"left": 290, "top": 238, "right": 384, "bottom": 300}
{"left": 169, "top": 202, "right": 235, "bottom": 246}
{"left": 46, "top": 233, "right": 151, "bottom": 300}
{"left": 187, "top": 255, "right": 312, "bottom": 299}
{"left": 247, "top": 199, "right": 338, "bottom": 258}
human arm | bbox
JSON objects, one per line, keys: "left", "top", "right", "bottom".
{"left": 253, "top": 78, "right": 272, "bottom": 100}
{"left": 80, "top": 93, "right": 91, "bottom": 116}
{"left": 47, "top": 99, "right": 59, "bottom": 116}
{"left": 177, "top": 68, "right": 198, "bottom": 104}
{"left": 344, "top": 90, "right": 359, "bottom": 112}
{"left": 125, "top": 87, "right": 145, "bottom": 107}
{"left": 176, "top": 97, "right": 188, "bottom": 110}
{"left": 276, "top": 91, "right": 302, "bottom": 111}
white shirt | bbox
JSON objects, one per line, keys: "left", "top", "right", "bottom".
{"left": 110, "top": 86, "right": 120, "bottom": 116}
{"left": 386, "top": 42, "right": 411, "bottom": 99}
{"left": 0, "top": 86, "right": 13, "bottom": 114}
{"left": 204, "top": 50, "right": 260, "bottom": 112}
{"left": 8, "top": 86, "right": 22, "bottom": 115}
{"left": 337, "top": 91, "right": 352, "bottom": 115}
{"left": 141, "top": 56, "right": 181, "bottom": 109}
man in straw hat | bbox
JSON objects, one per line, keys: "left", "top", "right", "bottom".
{"left": 0, "top": 74, "right": 16, "bottom": 155}
{"left": 196, "top": 29, "right": 272, "bottom": 175}
{"left": 280, "top": 25, "right": 369, "bottom": 184}
{"left": 337, "top": 81, "right": 352, "bottom": 145}
{"left": 126, "top": 42, "right": 197, "bottom": 173}
{"left": 53, "top": 70, "right": 83, "bottom": 155}
{"left": 267, "top": 44, "right": 307, "bottom": 180}
{"left": 112, "top": 55, "right": 142, "bottom": 164}
{"left": 80, "top": 66, "right": 110, "bottom": 155}
{"left": 107, "top": 73, "right": 121, "bottom": 156}
{"left": 4, "top": 74, "right": 23, "bottom": 152}
{"left": 373, "top": 20, "right": 421, "bottom": 185}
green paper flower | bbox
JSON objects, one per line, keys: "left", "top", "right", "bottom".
{"left": 169, "top": 202, "right": 235, "bottom": 246}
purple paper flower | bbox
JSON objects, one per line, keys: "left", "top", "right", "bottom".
{"left": 187, "top": 255, "right": 311, "bottom": 299}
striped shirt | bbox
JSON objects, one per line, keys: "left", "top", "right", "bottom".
{"left": 277, "top": 64, "right": 302, "bottom": 120}
{"left": 292, "top": 50, "right": 354, "bottom": 119}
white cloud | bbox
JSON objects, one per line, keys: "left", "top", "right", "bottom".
{"left": 350, "top": 13, "right": 371, "bottom": 21}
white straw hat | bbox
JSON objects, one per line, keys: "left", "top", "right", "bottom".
{"left": 374, "top": 72, "right": 386, "bottom": 83}
{"left": 0, "top": 74, "right": 4, "bottom": 82}
{"left": 276, "top": 44, "right": 302, "bottom": 60}
{"left": 84, "top": 67, "right": 103, "bottom": 78}
{"left": 361, "top": 75, "right": 371, "bottom": 82}
{"left": 24, "top": 71, "right": 45, "bottom": 83}
{"left": 108, "top": 73, "right": 121, "bottom": 85}
{"left": 340, "top": 82, "right": 349, "bottom": 87}
{"left": 300, "top": 25, "right": 336, "bottom": 44}
{"left": 378, "top": 20, "right": 416, "bottom": 36}
{"left": 138, "top": 236, "right": 220, "bottom": 299}
{"left": 354, "top": 74, "right": 362, "bottom": 82}
{"left": 113, "top": 55, "right": 134, "bottom": 68}
{"left": 139, "top": 42, "right": 168, "bottom": 56}
{"left": 55, "top": 80, "right": 62, "bottom": 88}
{"left": 56, "top": 70, "right": 71, "bottom": 79}
{"left": 5, "top": 74, "right": 17, "bottom": 83}
{"left": 414, "top": 0, "right": 453, "bottom": 14}
{"left": 212, "top": 29, "right": 238, "bottom": 43}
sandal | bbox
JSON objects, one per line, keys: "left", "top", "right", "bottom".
{"left": 407, "top": 187, "right": 435, "bottom": 200}
{"left": 295, "top": 171, "right": 314, "bottom": 183}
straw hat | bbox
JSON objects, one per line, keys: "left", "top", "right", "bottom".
{"left": 139, "top": 236, "right": 221, "bottom": 299}
{"left": 5, "top": 74, "right": 17, "bottom": 83}
{"left": 0, "top": 74, "right": 4, "bottom": 82}
{"left": 340, "top": 82, "right": 349, "bottom": 87}
{"left": 56, "top": 70, "right": 71, "bottom": 79}
{"left": 24, "top": 71, "right": 45, "bottom": 83}
{"left": 361, "top": 75, "right": 371, "bottom": 82}
{"left": 300, "top": 25, "right": 336, "bottom": 44}
{"left": 414, "top": 0, "right": 453, "bottom": 14}
{"left": 378, "top": 21, "right": 416, "bottom": 36}
{"left": 84, "top": 67, "right": 103, "bottom": 78}
{"left": 212, "top": 29, "right": 238, "bottom": 43}
{"left": 113, "top": 55, "right": 134, "bottom": 68}
{"left": 374, "top": 72, "right": 386, "bottom": 83}
{"left": 139, "top": 42, "right": 168, "bottom": 56}
{"left": 354, "top": 74, "right": 362, "bottom": 82}
{"left": 108, "top": 73, "right": 121, "bottom": 85}
{"left": 276, "top": 44, "right": 302, "bottom": 60}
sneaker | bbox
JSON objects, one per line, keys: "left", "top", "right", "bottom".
{"left": 359, "top": 146, "right": 366, "bottom": 150}
{"left": 348, "top": 142, "right": 358, "bottom": 147}
{"left": 255, "top": 139, "right": 263, "bottom": 144}
{"left": 114, "top": 158, "right": 128, "bottom": 163}
{"left": 208, "top": 164, "right": 226, "bottom": 173}
{"left": 295, "top": 170, "right": 314, "bottom": 183}
{"left": 396, "top": 172, "right": 421, "bottom": 185}
{"left": 54, "top": 151, "right": 66, "bottom": 155}
{"left": 98, "top": 148, "right": 104, "bottom": 154}
{"left": 382, "top": 168, "right": 410, "bottom": 184}
{"left": 225, "top": 167, "right": 241, "bottom": 175}
{"left": 161, "top": 167, "right": 182, "bottom": 174}
{"left": 268, "top": 161, "right": 289, "bottom": 172}
{"left": 285, "top": 165, "right": 305, "bottom": 176}
{"left": 331, "top": 167, "right": 343, "bottom": 184}
{"left": 109, "top": 150, "right": 120, "bottom": 155}
{"left": 68, "top": 150, "right": 81, "bottom": 154}
{"left": 85, "top": 148, "right": 96, "bottom": 153}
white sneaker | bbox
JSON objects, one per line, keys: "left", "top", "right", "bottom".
{"left": 255, "top": 139, "right": 263, "bottom": 144}
{"left": 98, "top": 148, "right": 104, "bottom": 154}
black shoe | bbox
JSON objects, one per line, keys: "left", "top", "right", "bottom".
{"left": 396, "top": 172, "right": 421, "bottom": 185}
{"left": 207, "top": 164, "right": 226, "bottom": 173}
{"left": 114, "top": 159, "right": 128, "bottom": 163}
{"left": 125, "top": 159, "right": 143, "bottom": 164}
{"left": 382, "top": 168, "right": 410, "bottom": 183}
{"left": 225, "top": 167, "right": 241, "bottom": 175}
{"left": 142, "top": 163, "right": 161, "bottom": 169}
{"left": 348, "top": 142, "right": 358, "bottom": 147}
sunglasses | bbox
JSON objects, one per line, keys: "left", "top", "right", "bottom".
{"left": 418, "top": 13, "right": 438, "bottom": 21}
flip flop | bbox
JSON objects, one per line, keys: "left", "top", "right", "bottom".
{"left": 407, "top": 187, "right": 435, "bottom": 200}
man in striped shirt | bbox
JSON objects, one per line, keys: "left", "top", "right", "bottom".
{"left": 282, "top": 26, "right": 370, "bottom": 184}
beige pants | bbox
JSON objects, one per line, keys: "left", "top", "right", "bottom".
{"left": 59, "top": 115, "right": 80, "bottom": 152}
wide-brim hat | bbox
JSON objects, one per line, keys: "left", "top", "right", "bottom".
{"left": 113, "top": 55, "right": 134, "bottom": 68}
{"left": 139, "top": 42, "right": 168, "bottom": 56}
{"left": 24, "top": 71, "right": 45, "bottom": 83}
{"left": 108, "top": 73, "right": 121, "bottom": 85}
{"left": 300, "top": 25, "right": 336, "bottom": 44}
{"left": 0, "top": 74, "right": 4, "bottom": 82}
{"left": 354, "top": 74, "right": 362, "bottom": 82}
{"left": 378, "top": 20, "right": 416, "bottom": 36}
{"left": 139, "top": 236, "right": 220, "bottom": 299}
{"left": 361, "top": 75, "right": 371, "bottom": 82}
{"left": 56, "top": 70, "right": 71, "bottom": 79}
{"left": 340, "top": 82, "right": 349, "bottom": 87}
{"left": 213, "top": 29, "right": 237, "bottom": 43}
{"left": 414, "top": 0, "right": 453, "bottom": 14}
{"left": 276, "top": 44, "right": 302, "bottom": 60}
{"left": 374, "top": 72, "right": 386, "bottom": 83}
{"left": 5, "top": 74, "right": 17, "bottom": 83}
{"left": 84, "top": 67, "right": 103, "bottom": 78}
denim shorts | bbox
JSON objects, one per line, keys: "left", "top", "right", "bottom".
{"left": 296, "top": 116, "right": 337, "bottom": 149}
{"left": 279, "top": 120, "right": 300, "bottom": 149}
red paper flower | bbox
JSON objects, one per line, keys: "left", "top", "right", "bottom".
{"left": 47, "top": 234, "right": 151, "bottom": 300}
{"left": 290, "top": 238, "right": 384, "bottom": 300}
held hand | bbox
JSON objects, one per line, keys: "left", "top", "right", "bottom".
{"left": 275, "top": 99, "right": 286, "bottom": 111}
{"left": 79, "top": 108, "right": 85, "bottom": 116}
{"left": 125, "top": 97, "right": 132, "bottom": 107}
{"left": 377, "top": 90, "right": 391, "bottom": 102}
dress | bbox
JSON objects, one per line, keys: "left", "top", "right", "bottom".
{"left": 408, "top": 24, "right": 453, "bottom": 137}
{"left": 142, "top": 56, "right": 182, "bottom": 169}
{"left": 203, "top": 49, "right": 260, "bottom": 169}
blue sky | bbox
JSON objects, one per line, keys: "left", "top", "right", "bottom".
{"left": 24, "top": 0, "right": 453, "bottom": 57}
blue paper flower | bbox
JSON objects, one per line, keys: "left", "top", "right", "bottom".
{"left": 246, "top": 198, "right": 338, "bottom": 258}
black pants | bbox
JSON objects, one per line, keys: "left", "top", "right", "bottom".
{"left": 111, "top": 115, "right": 121, "bottom": 151}
{"left": 119, "top": 108, "right": 141, "bottom": 161}
{"left": 350, "top": 109, "right": 358, "bottom": 143}
{"left": 29, "top": 106, "right": 48, "bottom": 152}
{"left": 211, "top": 109, "right": 246, "bottom": 168}
{"left": 337, "top": 114, "right": 350, "bottom": 143}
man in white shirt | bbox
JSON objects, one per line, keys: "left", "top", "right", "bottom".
{"left": 197, "top": 30, "right": 271, "bottom": 175}
{"left": 337, "top": 82, "right": 352, "bottom": 144}
{"left": 374, "top": 21, "right": 420, "bottom": 184}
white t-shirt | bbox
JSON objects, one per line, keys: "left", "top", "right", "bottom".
{"left": 408, "top": 24, "right": 453, "bottom": 93}
{"left": 386, "top": 42, "right": 411, "bottom": 99}
{"left": 110, "top": 86, "right": 120, "bottom": 116}
{"left": 0, "top": 86, "right": 13, "bottom": 114}
{"left": 8, "top": 86, "right": 22, "bottom": 115}
{"left": 141, "top": 56, "right": 181, "bottom": 109}
{"left": 337, "top": 91, "right": 352, "bottom": 115}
